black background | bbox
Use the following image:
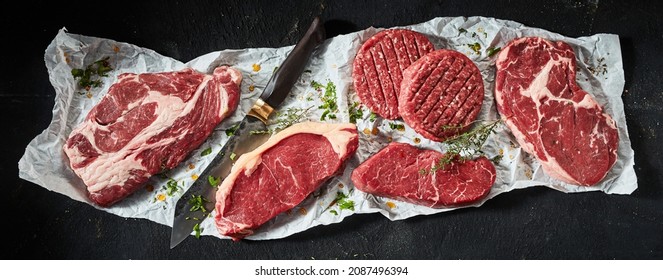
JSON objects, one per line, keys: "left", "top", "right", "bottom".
{"left": 3, "top": 0, "right": 662, "bottom": 260}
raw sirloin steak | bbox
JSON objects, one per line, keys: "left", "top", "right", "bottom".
{"left": 351, "top": 142, "right": 496, "bottom": 208}
{"left": 494, "top": 37, "right": 619, "bottom": 186}
{"left": 63, "top": 66, "right": 241, "bottom": 207}
{"left": 352, "top": 29, "right": 434, "bottom": 119}
{"left": 399, "top": 49, "right": 485, "bottom": 142}
{"left": 215, "top": 122, "right": 359, "bottom": 240}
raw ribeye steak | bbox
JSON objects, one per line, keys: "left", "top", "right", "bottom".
{"left": 399, "top": 49, "right": 485, "bottom": 142}
{"left": 494, "top": 37, "right": 619, "bottom": 186}
{"left": 63, "top": 66, "right": 241, "bottom": 207}
{"left": 353, "top": 29, "right": 434, "bottom": 119}
{"left": 214, "top": 122, "right": 359, "bottom": 240}
{"left": 351, "top": 142, "right": 496, "bottom": 208}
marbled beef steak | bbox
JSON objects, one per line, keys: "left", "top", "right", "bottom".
{"left": 351, "top": 142, "right": 496, "bottom": 208}
{"left": 494, "top": 37, "right": 619, "bottom": 186}
{"left": 63, "top": 66, "right": 241, "bottom": 207}
{"left": 214, "top": 122, "right": 359, "bottom": 240}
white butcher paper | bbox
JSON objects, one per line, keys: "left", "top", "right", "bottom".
{"left": 18, "top": 16, "right": 637, "bottom": 241}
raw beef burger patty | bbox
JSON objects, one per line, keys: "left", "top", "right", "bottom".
{"left": 352, "top": 29, "right": 434, "bottom": 119}
{"left": 351, "top": 142, "right": 496, "bottom": 208}
{"left": 494, "top": 37, "right": 619, "bottom": 186}
{"left": 399, "top": 49, "right": 485, "bottom": 142}
{"left": 63, "top": 66, "right": 241, "bottom": 207}
{"left": 215, "top": 122, "right": 359, "bottom": 240}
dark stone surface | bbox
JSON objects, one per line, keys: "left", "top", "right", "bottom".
{"left": 2, "top": 0, "right": 661, "bottom": 259}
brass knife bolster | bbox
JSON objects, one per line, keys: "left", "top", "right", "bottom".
{"left": 246, "top": 98, "right": 274, "bottom": 124}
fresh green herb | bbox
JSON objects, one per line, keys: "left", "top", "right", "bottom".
{"left": 348, "top": 102, "right": 363, "bottom": 124}
{"left": 200, "top": 147, "right": 212, "bottom": 156}
{"left": 467, "top": 43, "right": 481, "bottom": 55}
{"left": 188, "top": 195, "right": 208, "bottom": 213}
{"left": 327, "top": 191, "right": 355, "bottom": 214}
{"left": 423, "top": 119, "right": 502, "bottom": 174}
{"left": 471, "top": 32, "right": 477, "bottom": 38}
{"left": 165, "top": 179, "right": 180, "bottom": 196}
{"left": 225, "top": 123, "right": 240, "bottom": 137}
{"left": 230, "top": 152, "right": 237, "bottom": 161}
{"left": 389, "top": 122, "right": 405, "bottom": 131}
{"left": 336, "top": 192, "right": 355, "bottom": 211}
{"left": 310, "top": 80, "right": 325, "bottom": 90}
{"left": 193, "top": 223, "right": 202, "bottom": 239}
{"left": 491, "top": 154, "right": 504, "bottom": 165}
{"left": 458, "top": 28, "right": 467, "bottom": 35}
{"left": 273, "top": 66, "right": 279, "bottom": 74}
{"left": 71, "top": 57, "right": 113, "bottom": 94}
{"left": 304, "top": 70, "right": 312, "bottom": 73}
{"left": 208, "top": 175, "right": 220, "bottom": 188}
{"left": 369, "top": 112, "right": 377, "bottom": 122}
{"left": 250, "top": 106, "right": 313, "bottom": 135}
{"left": 311, "top": 80, "right": 338, "bottom": 121}
{"left": 486, "top": 47, "right": 501, "bottom": 57}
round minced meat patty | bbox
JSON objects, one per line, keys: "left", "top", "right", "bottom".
{"left": 352, "top": 29, "right": 434, "bottom": 120}
{"left": 398, "top": 49, "right": 484, "bottom": 142}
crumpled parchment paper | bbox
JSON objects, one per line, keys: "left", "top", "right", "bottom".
{"left": 18, "top": 16, "right": 636, "bottom": 240}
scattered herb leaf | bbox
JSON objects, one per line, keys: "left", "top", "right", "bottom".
{"left": 208, "top": 175, "right": 220, "bottom": 188}
{"left": 193, "top": 223, "right": 202, "bottom": 239}
{"left": 310, "top": 80, "right": 325, "bottom": 90}
{"left": 71, "top": 57, "right": 113, "bottom": 94}
{"left": 389, "top": 122, "right": 405, "bottom": 131}
{"left": 165, "top": 179, "right": 180, "bottom": 196}
{"left": 458, "top": 28, "right": 467, "bottom": 35}
{"left": 200, "top": 147, "right": 212, "bottom": 156}
{"left": 486, "top": 47, "right": 501, "bottom": 57}
{"left": 369, "top": 112, "right": 377, "bottom": 122}
{"left": 327, "top": 191, "right": 355, "bottom": 214}
{"left": 348, "top": 102, "right": 363, "bottom": 124}
{"left": 188, "top": 195, "right": 208, "bottom": 213}
{"left": 225, "top": 123, "right": 240, "bottom": 136}
{"left": 467, "top": 43, "right": 481, "bottom": 55}
{"left": 311, "top": 80, "right": 338, "bottom": 121}
{"left": 230, "top": 152, "right": 237, "bottom": 161}
{"left": 491, "top": 154, "right": 504, "bottom": 165}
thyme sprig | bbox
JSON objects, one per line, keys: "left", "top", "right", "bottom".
{"left": 251, "top": 106, "right": 313, "bottom": 135}
{"left": 421, "top": 119, "right": 502, "bottom": 174}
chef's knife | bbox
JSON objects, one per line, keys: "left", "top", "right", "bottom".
{"left": 169, "top": 16, "right": 326, "bottom": 248}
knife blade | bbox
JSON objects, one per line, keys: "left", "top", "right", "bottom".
{"left": 169, "top": 16, "right": 326, "bottom": 248}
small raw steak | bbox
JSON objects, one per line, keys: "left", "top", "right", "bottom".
{"left": 351, "top": 142, "right": 496, "bottom": 208}
{"left": 215, "top": 122, "right": 359, "bottom": 240}
{"left": 494, "top": 37, "right": 619, "bottom": 186}
{"left": 399, "top": 49, "right": 485, "bottom": 142}
{"left": 63, "top": 66, "right": 241, "bottom": 207}
{"left": 352, "top": 29, "right": 434, "bottom": 119}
